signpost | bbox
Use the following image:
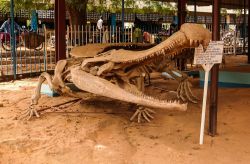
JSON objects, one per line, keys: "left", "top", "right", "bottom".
{"left": 194, "top": 41, "right": 224, "bottom": 145}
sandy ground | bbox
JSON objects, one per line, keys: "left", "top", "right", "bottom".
{"left": 0, "top": 55, "right": 250, "bottom": 164}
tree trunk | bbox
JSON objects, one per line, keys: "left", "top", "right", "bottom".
{"left": 66, "top": 2, "right": 87, "bottom": 26}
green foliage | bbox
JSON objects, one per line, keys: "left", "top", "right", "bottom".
{"left": 0, "top": 0, "right": 177, "bottom": 20}
{"left": 87, "top": 0, "right": 108, "bottom": 13}
{"left": 0, "top": 0, "right": 52, "bottom": 14}
{"left": 139, "top": 0, "right": 176, "bottom": 14}
{"left": 0, "top": 0, "right": 8, "bottom": 12}
{"left": 234, "top": 9, "right": 242, "bottom": 18}
{"left": 86, "top": 0, "right": 176, "bottom": 15}
{"left": 221, "top": 8, "right": 227, "bottom": 17}
{"left": 108, "top": 0, "right": 121, "bottom": 13}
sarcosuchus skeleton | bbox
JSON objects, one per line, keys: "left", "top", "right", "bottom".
{"left": 24, "top": 23, "right": 211, "bottom": 122}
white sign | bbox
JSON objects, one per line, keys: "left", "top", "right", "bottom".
{"left": 193, "top": 41, "right": 224, "bottom": 145}
{"left": 194, "top": 41, "right": 224, "bottom": 65}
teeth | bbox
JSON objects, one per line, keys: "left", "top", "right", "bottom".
{"left": 190, "top": 39, "right": 193, "bottom": 46}
{"left": 170, "top": 44, "right": 173, "bottom": 49}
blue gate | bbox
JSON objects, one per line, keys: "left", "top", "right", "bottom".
{"left": 0, "top": 27, "right": 53, "bottom": 82}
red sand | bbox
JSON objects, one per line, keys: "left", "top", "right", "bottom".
{"left": 0, "top": 55, "right": 249, "bottom": 163}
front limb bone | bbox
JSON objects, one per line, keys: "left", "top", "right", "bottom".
{"left": 162, "top": 69, "right": 198, "bottom": 103}
{"left": 32, "top": 59, "right": 68, "bottom": 105}
{"left": 31, "top": 72, "right": 55, "bottom": 105}
{"left": 52, "top": 60, "right": 68, "bottom": 88}
{"left": 25, "top": 60, "right": 69, "bottom": 119}
{"left": 20, "top": 72, "right": 55, "bottom": 120}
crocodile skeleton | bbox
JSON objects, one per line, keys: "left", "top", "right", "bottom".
{"left": 24, "top": 23, "right": 211, "bottom": 122}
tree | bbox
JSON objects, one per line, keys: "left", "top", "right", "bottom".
{"left": 66, "top": 0, "right": 174, "bottom": 30}
{"left": 87, "top": 0, "right": 108, "bottom": 14}
{"left": 221, "top": 8, "right": 227, "bottom": 17}
{"left": 65, "top": 0, "right": 88, "bottom": 26}
{"left": 233, "top": 9, "right": 243, "bottom": 25}
{"left": 0, "top": 0, "right": 177, "bottom": 26}
{"left": 125, "top": 0, "right": 176, "bottom": 14}
{"left": 0, "top": 0, "right": 52, "bottom": 13}
{"left": 0, "top": 0, "right": 87, "bottom": 26}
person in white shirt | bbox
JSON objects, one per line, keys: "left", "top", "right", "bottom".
{"left": 97, "top": 16, "right": 103, "bottom": 30}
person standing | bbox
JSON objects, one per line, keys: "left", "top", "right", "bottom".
{"left": 97, "top": 16, "right": 103, "bottom": 30}
{"left": 0, "top": 17, "right": 21, "bottom": 34}
{"left": 30, "top": 10, "right": 38, "bottom": 32}
{"left": 133, "top": 26, "right": 142, "bottom": 43}
{"left": 169, "top": 21, "right": 177, "bottom": 36}
{"left": 96, "top": 16, "right": 103, "bottom": 43}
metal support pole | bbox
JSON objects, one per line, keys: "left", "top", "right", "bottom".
{"left": 194, "top": 0, "right": 197, "bottom": 23}
{"left": 10, "top": 0, "right": 16, "bottom": 79}
{"left": 177, "top": 0, "right": 187, "bottom": 71}
{"left": 122, "top": 0, "right": 125, "bottom": 42}
{"left": 55, "top": 0, "right": 66, "bottom": 61}
{"left": 178, "top": 0, "right": 187, "bottom": 29}
{"left": 209, "top": 0, "right": 220, "bottom": 136}
{"left": 243, "top": 0, "right": 246, "bottom": 54}
{"left": 248, "top": 1, "right": 250, "bottom": 63}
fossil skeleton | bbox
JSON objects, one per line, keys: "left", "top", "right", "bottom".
{"left": 24, "top": 23, "right": 211, "bottom": 122}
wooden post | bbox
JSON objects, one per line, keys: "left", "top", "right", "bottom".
{"left": 248, "top": 0, "right": 250, "bottom": 63}
{"left": 178, "top": 0, "right": 187, "bottom": 29}
{"left": 55, "top": 0, "right": 66, "bottom": 61}
{"left": 209, "top": 0, "right": 220, "bottom": 136}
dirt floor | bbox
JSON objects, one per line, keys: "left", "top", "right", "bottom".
{"left": 0, "top": 55, "right": 250, "bottom": 164}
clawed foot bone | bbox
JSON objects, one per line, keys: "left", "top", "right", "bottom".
{"left": 130, "top": 106, "right": 156, "bottom": 123}
{"left": 177, "top": 79, "right": 199, "bottom": 103}
{"left": 20, "top": 105, "right": 40, "bottom": 120}
{"left": 160, "top": 69, "right": 199, "bottom": 104}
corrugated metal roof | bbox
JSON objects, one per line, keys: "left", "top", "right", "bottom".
{"left": 158, "top": 0, "right": 248, "bottom": 9}
{"left": 187, "top": 0, "right": 248, "bottom": 9}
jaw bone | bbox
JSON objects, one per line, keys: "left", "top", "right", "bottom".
{"left": 81, "top": 23, "right": 211, "bottom": 67}
{"left": 71, "top": 67, "right": 187, "bottom": 112}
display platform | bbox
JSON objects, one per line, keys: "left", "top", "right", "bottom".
{"left": 41, "top": 83, "right": 80, "bottom": 97}
{"left": 199, "top": 65, "right": 250, "bottom": 88}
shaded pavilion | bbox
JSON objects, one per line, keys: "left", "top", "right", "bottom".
{"left": 54, "top": 0, "right": 249, "bottom": 137}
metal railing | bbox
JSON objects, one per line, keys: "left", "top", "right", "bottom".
{"left": 61, "top": 24, "right": 248, "bottom": 55}
{"left": 205, "top": 23, "right": 248, "bottom": 55}
{"left": 0, "top": 26, "right": 53, "bottom": 81}
{"left": 1, "top": 10, "right": 248, "bottom": 25}
{"left": 1, "top": 23, "right": 248, "bottom": 82}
